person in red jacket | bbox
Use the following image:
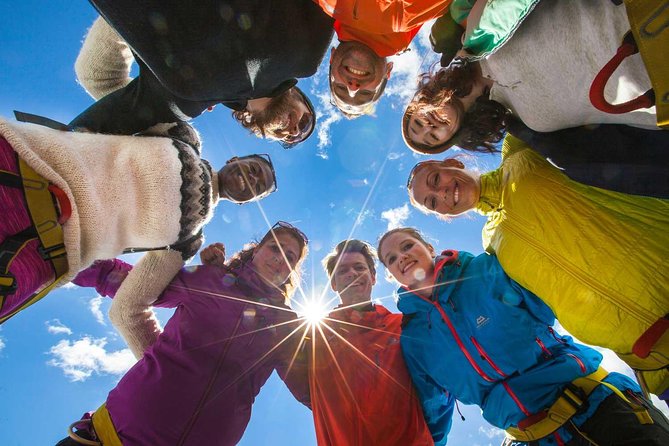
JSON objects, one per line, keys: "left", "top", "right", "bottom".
{"left": 315, "top": 0, "right": 452, "bottom": 117}
{"left": 306, "top": 239, "right": 437, "bottom": 445}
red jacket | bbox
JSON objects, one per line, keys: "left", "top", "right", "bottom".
{"left": 315, "top": 0, "right": 452, "bottom": 56}
{"left": 309, "top": 304, "right": 433, "bottom": 445}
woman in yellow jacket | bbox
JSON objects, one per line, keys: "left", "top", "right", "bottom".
{"left": 406, "top": 134, "right": 669, "bottom": 402}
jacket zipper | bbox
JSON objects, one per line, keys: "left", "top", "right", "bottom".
{"left": 470, "top": 336, "right": 508, "bottom": 378}
{"left": 177, "top": 312, "right": 244, "bottom": 445}
{"left": 409, "top": 292, "right": 497, "bottom": 383}
{"left": 566, "top": 353, "right": 587, "bottom": 374}
{"left": 535, "top": 337, "right": 553, "bottom": 359}
{"left": 548, "top": 326, "right": 567, "bottom": 344}
{"left": 502, "top": 216, "right": 655, "bottom": 326}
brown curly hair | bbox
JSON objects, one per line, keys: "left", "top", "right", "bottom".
{"left": 402, "top": 58, "right": 508, "bottom": 155}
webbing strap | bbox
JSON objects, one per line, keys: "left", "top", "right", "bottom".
{"left": 506, "top": 367, "right": 653, "bottom": 441}
{"left": 0, "top": 158, "right": 68, "bottom": 323}
{"left": 0, "top": 226, "right": 38, "bottom": 295}
{"left": 0, "top": 169, "right": 23, "bottom": 189}
{"left": 91, "top": 404, "right": 123, "bottom": 446}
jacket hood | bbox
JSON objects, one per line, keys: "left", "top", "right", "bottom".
{"left": 397, "top": 250, "right": 467, "bottom": 314}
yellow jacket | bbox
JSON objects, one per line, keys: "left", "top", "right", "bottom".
{"left": 476, "top": 134, "right": 669, "bottom": 395}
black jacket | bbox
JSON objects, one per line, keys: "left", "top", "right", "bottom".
{"left": 70, "top": 0, "right": 334, "bottom": 134}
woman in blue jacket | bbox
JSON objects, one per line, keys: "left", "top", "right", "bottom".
{"left": 377, "top": 227, "right": 669, "bottom": 445}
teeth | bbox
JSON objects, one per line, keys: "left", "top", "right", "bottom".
{"left": 346, "top": 66, "right": 368, "bottom": 76}
{"left": 454, "top": 185, "right": 459, "bottom": 205}
{"left": 403, "top": 260, "right": 416, "bottom": 274}
{"left": 238, "top": 174, "right": 246, "bottom": 191}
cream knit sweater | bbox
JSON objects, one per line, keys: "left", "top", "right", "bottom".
{"left": 1, "top": 119, "right": 219, "bottom": 356}
{"left": 75, "top": 17, "right": 134, "bottom": 100}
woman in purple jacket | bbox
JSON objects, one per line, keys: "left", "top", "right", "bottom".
{"left": 57, "top": 222, "right": 310, "bottom": 446}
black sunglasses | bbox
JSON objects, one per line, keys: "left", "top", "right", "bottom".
{"left": 278, "top": 89, "right": 316, "bottom": 149}
{"left": 262, "top": 221, "right": 309, "bottom": 245}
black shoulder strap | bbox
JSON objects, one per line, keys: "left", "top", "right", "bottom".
{"left": 14, "top": 111, "right": 70, "bottom": 131}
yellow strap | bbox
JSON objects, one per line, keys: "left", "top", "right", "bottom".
{"left": 91, "top": 404, "right": 124, "bottom": 446}
{"left": 0, "top": 159, "right": 68, "bottom": 323}
{"left": 18, "top": 158, "right": 67, "bottom": 262}
{"left": 0, "top": 277, "right": 15, "bottom": 287}
{"left": 506, "top": 367, "right": 652, "bottom": 441}
{"left": 625, "top": 0, "right": 669, "bottom": 128}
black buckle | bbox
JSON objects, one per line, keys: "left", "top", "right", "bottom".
{"left": 38, "top": 243, "right": 66, "bottom": 260}
{"left": 0, "top": 273, "right": 17, "bottom": 295}
{"left": 562, "top": 383, "right": 588, "bottom": 412}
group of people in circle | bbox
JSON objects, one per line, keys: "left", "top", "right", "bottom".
{"left": 1, "top": 0, "right": 668, "bottom": 445}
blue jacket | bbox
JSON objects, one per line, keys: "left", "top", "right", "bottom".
{"left": 397, "top": 250, "right": 638, "bottom": 445}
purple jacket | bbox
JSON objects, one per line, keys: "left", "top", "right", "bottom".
{"left": 74, "top": 259, "right": 310, "bottom": 446}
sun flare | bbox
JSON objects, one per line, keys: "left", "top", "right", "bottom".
{"left": 300, "top": 298, "right": 329, "bottom": 326}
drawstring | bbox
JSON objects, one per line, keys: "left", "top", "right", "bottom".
{"left": 455, "top": 399, "right": 465, "bottom": 421}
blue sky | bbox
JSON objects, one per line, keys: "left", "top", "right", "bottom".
{"left": 0, "top": 2, "right": 666, "bottom": 445}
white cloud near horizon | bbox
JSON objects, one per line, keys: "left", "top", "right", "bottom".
{"left": 89, "top": 296, "right": 106, "bottom": 325}
{"left": 47, "top": 336, "right": 135, "bottom": 382}
{"left": 381, "top": 203, "right": 411, "bottom": 230}
{"left": 46, "top": 319, "right": 73, "bottom": 336}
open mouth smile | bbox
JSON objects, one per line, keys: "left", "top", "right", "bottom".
{"left": 401, "top": 260, "right": 417, "bottom": 274}
{"left": 345, "top": 66, "right": 370, "bottom": 77}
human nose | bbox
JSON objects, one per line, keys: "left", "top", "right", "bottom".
{"left": 346, "top": 80, "right": 361, "bottom": 97}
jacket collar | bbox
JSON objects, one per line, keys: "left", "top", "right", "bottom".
{"left": 396, "top": 250, "right": 462, "bottom": 313}
{"left": 228, "top": 263, "right": 289, "bottom": 309}
{"left": 476, "top": 168, "right": 503, "bottom": 215}
{"left": 328, "top": 302, "right": 391, "bottom": 324}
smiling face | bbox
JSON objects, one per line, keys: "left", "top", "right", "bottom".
{"left": 329, "top": 42, "right": 393, "bottom": 113}
{"left": 330, "top": 252, "right": 376, "bottom": 307}
{"left": 409, "top": 160, "right": 481, "bottom": 216}
{"left": 218, "top": 156, "right": 276, "bottom": 203}
{"left": 262, "top": 88, "right": 315, "bottom": 146}
{"left": 379, "top": 231, "right": 435, "bottom": 291}
{"left": 251, "top": 231, "right": 302, "bottom": 289}
{"left": 406, "top": 100, "right": 463, "bottom": 150}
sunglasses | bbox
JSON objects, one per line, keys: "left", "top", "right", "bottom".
{"left": 278, "top": 90, "right": 316, "bottom": 149}
{"left": 231, "top": 153, "right": 278, "bottom": 204}
{"left": 262, "top": 221, "right": 309, "bottom": 246}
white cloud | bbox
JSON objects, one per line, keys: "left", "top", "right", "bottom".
{"left": 47, "top": 336, "right": 135, "bottom": 382}
{"left": 60, "top": 281, "right": 77, "bottom": 289}
{"left": 0, "top": 336, "right": 5, "bottom": 353}
{"left": 89, "top": 296, "right": 106, "bottom": 325}
{"left": 381, "top": 203, "right": 411, "bottom": 230}
{"left": 46, "top": 319, "right": 73, "bottom": 336}
{"left": 385, "top": 25, "right": 440, "bottom": 107}
{"left": 478, "top": 425, "right": 504, "bottom": 439}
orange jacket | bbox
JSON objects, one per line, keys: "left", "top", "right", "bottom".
{"left": 309, "top": 304, "right": 433, "bottom": 445}
{"left": 316, "top": 0, "right": 452, "bottom": 56}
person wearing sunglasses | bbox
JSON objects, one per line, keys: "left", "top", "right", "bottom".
{"left": 0, "top": 116, "right": 277, "bottom": 326}
{"left": 70, "top": 0, "right": 332, "bottom": 147}
{"left": 56, "top": 223, "right": 311, "bottom": 446}
{"left": 314, "top": 0, "right": 454, "bottom": 118}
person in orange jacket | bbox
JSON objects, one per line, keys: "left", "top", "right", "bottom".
{"left": 315, "top": 0, "right": 453, "bottom": 117}
{"left": 306, "top": 239, "right": 442, "bottom": 445}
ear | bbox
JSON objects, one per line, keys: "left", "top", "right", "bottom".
{"left": 371, "top": 272, "right": 377, "bottom": 287}
{"left": 385, "top": 61, "right": 394, "bottom": 78}
{"left": 329, "top": 47, "right": 336, "bottom": 64}
{"left": 427, "top": 244, "right": 436, "bottom": 258}
{"left": 330, "top": 277, "right": 338, "bottom": 293}
{"left": 441, "top": 158, "right": 465, "bottom": 169}
{"left": 226, "top": 156, "right": 239, "bottom": 165}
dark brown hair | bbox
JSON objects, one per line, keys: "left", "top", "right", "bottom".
{"left": 402, "top": 58, "right": 508, "bottom": 154}
{"left": 322, "top": 239, "right": 377, "bottom": 278}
